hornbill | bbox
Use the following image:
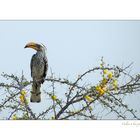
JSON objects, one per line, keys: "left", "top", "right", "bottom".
{"left": 25, "top": 42, "right": 48, "bottom": 103}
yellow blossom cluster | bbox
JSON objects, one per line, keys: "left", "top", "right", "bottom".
{"left": 108, "top": 72, "right": 113, "bottom": 79}
{"left": 103, "top": 69, "right": 108, "bottom": 74}
{"left": 95, "top": 84, "right": 107, "bottom": 96}
{"left": 51, "top": 95, "right": 57, "bottom": 101}
{"left": 21, "top": 90, "right": 26, "bottom": 95}
{"left": 84, "top": 95, "right": 94, "bottom": 102}
{"left": 103, "top": 69, "right": 113, "bottom": 79}
{"left": 95, "top": 67, "right": 119, "bottom": 96}
{"left": 19, "top": 90, "right": 28, "bottom": 105}
{"left": 112, "top": 79, "right": 118, "bottom": 87}
{"left": 19, "top": 95, "right": 24, "bottom": 104}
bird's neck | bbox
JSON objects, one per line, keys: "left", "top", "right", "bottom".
{"left": 36, "top": 50, "right": 46, "bottom": 57}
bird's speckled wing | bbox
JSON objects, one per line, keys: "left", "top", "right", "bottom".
{"left": 30, "top": 54, "right": 36, "bottom": 78}
{"left": 43, "top": 57, "right": 48, "bottom": 81}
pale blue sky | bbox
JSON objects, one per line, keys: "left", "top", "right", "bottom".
{"left": 0, "top": 21, "right": 140, "bottom": 77}
{"left": 0, "top": 21, "right": 140, "bottom": 119}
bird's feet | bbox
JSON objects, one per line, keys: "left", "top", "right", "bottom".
{"left": 30, "top": 91, "right": 41, "bottom": 103}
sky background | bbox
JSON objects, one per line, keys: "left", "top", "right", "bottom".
{"left": 0, "top": 20, "right": 140, "bottom": 119}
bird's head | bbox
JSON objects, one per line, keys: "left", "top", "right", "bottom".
{"left": 24, "top": 42, "right": 46, "bottom": 52}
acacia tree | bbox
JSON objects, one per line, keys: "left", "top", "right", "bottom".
{"left": 0, "top": 59, "right": 140, "bottom": 120}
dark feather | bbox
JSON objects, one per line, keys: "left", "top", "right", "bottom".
{"left": 42, "top": 57, "right": 48, "bottom": 83}
{"left": 30, "top": 54, "right": 36, "bottom": 78}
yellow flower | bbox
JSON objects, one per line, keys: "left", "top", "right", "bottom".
{"left": 114, "top": 87, "right": 118, "bottom": 91}
{"left": 103, "top": 69, "right": 109, "bottom": 75}
{"left": 84, "top": 95, "right": 94, "bottom": 102}
{"left": 19, "top": 95, "right": 24, "bottom": 100}
{"left": 99, "top": 89, "right": 105, "bottom": 96}
{"left": 19, "top": 95, "right": 24, "bottom": 104}
{"left": 113, "top": 80, "right": 118, "bottom": 87}
{"left": 95, "top": 85, "right": 101, "bottom": 92}
{"left": 108, "top": 72, "right": 113, "bottom": 79}
{"left": 51, "top": 95, "right": 57, "bottom": 101}
{"left": 102, "top": 86, "right": 107, "bottom": 92}
{"left": 96, "top": 85, "right": 106, "bottom": 96}
{"left": 96, "top": 85, "right": 103, "bottom": 92}
{"left": 102, "top": 78, "right": 108, "bottom": 84}
{"left": 21, "top": 90, "right": 26, "bottom": 95}
{"left": 12, "top": 114, "right": 17, "bottom": 120}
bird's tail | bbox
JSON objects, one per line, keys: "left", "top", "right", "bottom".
{"left": 30, "top": 82, "right": 41, "bottom": 103}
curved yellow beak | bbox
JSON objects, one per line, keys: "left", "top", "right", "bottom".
{"left": 25, "top": 42, "right": 38, "bottom": 51}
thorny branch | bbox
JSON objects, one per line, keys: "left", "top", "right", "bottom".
{"left": 0, "top": 62, "right": 140, "bottom": 120}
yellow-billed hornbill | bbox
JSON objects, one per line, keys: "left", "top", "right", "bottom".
{"left": 25, "top": 42, "right": 48, "bottom": 103}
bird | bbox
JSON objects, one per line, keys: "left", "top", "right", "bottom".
{"left": 25, "top": 42, "right": 48, "bottom": 103}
